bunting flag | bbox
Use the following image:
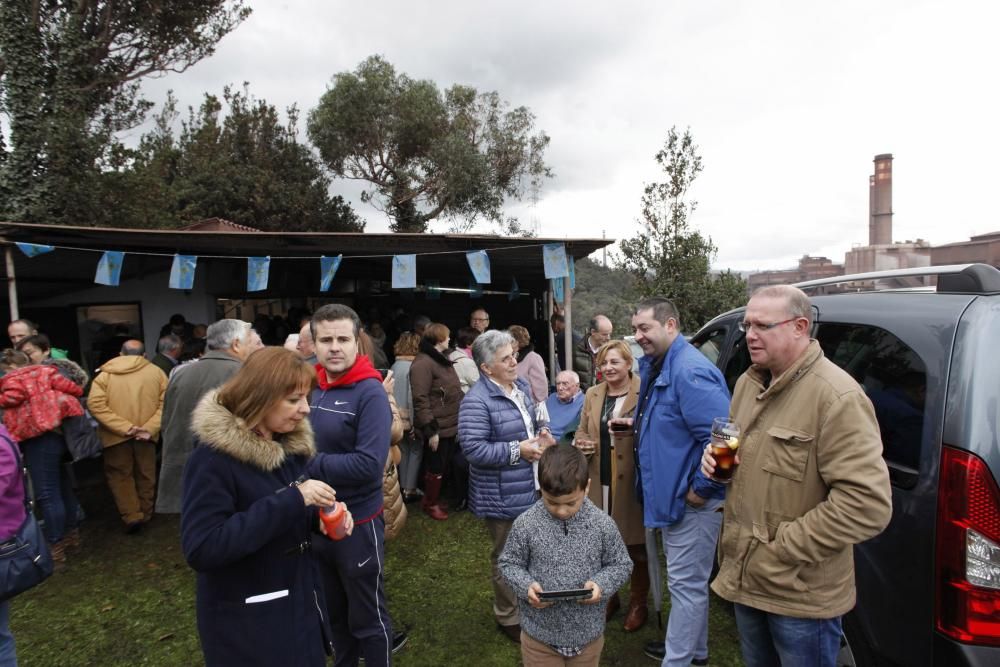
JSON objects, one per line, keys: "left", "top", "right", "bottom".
{"left": 465, "top": 250, "right": 491, "bottom": 284}
{"left": 168, "top": 255, "right": 197, "bottom": 290}
{"left": 15, "top": 242, "right": 55, "bottom": 257}
{"left": 552, "top": 277, "right": 565, "bottom": 304}
{"left": 509, "top": 278, "right": 520, "bottom": 301}
{"left": 94, "top": 251, "right": 125, "bottom": 286}
{"left": 392, "top": 254, "right": 416, "bottom": 289}
{"left": 6, "top": 238, "right": 557, "bottom": 297}
{"left": 568, "top": 257, "right": 576, "bottom": 289}
{"left": 247, "top": 256, "right": 270, "bottom": 292}
{"left": 320, "top": 255, "right": 342, "bottom": 292}
{"left": 542, "top": 243, "right": 569, "bottom": 279}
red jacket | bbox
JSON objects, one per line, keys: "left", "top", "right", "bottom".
{"left": 0, "top": 365, "right": 84, "bottom": 442}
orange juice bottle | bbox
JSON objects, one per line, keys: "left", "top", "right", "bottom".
{"left": 320, "top": 502, "right": 348, "bottom": 540}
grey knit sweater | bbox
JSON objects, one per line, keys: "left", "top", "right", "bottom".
{"left": 498, "top": 497, "right": 631, "bottom": 649}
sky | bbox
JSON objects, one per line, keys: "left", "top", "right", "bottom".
{"left": 138, "top": 0, "right": 1000, "bottom": 271}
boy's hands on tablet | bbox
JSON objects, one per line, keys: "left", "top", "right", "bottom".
{"left": 527, "top": 582, "right": 554, "bottom": 609}
{"left": 579, "top": 580, "right": 602, "bottom": 605}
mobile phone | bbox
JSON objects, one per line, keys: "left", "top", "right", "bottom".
{"left": 378, "top": 369, "right": 390, "bottom": 380}
{"left": 537, "top": 588, "right": 593, "bottom": 601}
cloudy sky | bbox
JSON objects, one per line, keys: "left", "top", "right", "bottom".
{"left": 140, "top": 0, "right": 999, "bottom": 271}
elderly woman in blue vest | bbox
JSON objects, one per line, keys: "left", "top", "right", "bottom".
{"left": 458, "top": 329, "right": 556, "bottom": 644}
{"left": 181, "top": 347, "right": 350, "bottom": 666}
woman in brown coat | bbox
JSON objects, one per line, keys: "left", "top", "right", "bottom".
{"left": 574, "top": 339, "right": 648, "bottom": 631}
{"left": 409, "top": 323, "right": 463, "bottom": 521}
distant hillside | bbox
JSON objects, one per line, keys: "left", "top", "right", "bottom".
{"left": 569, "top": 257, "right": 636, "bottom": 337}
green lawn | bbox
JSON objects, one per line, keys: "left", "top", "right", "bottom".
{"left": 11, "top": 475, "right": 744, "bottom": 665}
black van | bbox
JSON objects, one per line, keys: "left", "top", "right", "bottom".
{"left": 690, "top": 263, "right": 1000, "bottom": 667}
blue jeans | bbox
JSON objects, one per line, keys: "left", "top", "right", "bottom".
{"left": 734, "top": 603, "right": 842, "bottom": 667}
{"left": 20, "top": 431, "right": 80, "bottom": 544}
{"left": 660, "top": 497, "right": 723, "bottom": 667}
{"left": 0, "top": 600, "right": 16, "bottom": 666}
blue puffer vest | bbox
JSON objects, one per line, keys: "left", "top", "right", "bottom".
{"left": 458, "top": 375, "right": 539, "bottom": 520}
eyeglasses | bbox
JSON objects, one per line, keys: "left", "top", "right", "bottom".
{"left": 471, "top": 317, "right": 489, "bottom": 322}
{"left": 738, "top": 317, "right": 798, "bottom": 333}
{"left": 555, "top": 381, "right": 577, "bottom": 387}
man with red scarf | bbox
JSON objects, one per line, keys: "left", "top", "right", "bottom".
{"left": 307, "top": 304, "right": 393, "bottom": 667}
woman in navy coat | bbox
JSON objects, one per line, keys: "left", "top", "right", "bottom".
{"left": 181, "top": 347, "right": 351, "bottom": 666}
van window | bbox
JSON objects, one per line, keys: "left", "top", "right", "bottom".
{"left": 722, "top": 335, "right": 752, "bottom": 394}
{"left": 691, "top": 327, "right": 727, "bottom": 365}
{"left": 815, "top": 323, "right": 926, "bottom": 474}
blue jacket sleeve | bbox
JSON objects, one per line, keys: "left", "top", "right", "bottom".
{"left": 679, "top": 365, "right": 732, "bottom": 498}
{"left": 180, "top": 450, "right": 306, "bottom": 571}
{"left": 308, "top": 382, "right": 390, "bottom": 486}
{"left": 458, "top": 391, "right": 518, "bottom": 468}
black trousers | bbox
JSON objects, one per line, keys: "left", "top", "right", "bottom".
{"left": 320, "top": 515, "right": 392, "bottom": 667}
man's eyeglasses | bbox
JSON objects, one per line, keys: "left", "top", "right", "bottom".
{"left": 471, "top": 317, "right": 489, "bottom": 322}
{"left": 738, "top": 317, "right": 798, "bottom": 333}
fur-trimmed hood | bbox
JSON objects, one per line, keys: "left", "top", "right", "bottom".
{"left": 41, "top": 357, "right": 89, "bottom": 387}
{"left": 191, "top": 390, "right": 315, "bottom": 471}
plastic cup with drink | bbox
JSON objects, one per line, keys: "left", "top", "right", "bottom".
{"left": 708, "top": 417, "right": 741, "bottom": 483}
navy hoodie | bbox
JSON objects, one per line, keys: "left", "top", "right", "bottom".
{"left": 307, "top": 360, "right": 391, "bottom": 524}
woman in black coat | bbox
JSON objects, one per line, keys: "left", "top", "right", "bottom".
{"left": 181, "top": 347, "right": 351, "bottom": 666}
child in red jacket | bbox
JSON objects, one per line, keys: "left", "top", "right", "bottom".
{"left": 0, "top": 362, "right": 84, "bottom": 442}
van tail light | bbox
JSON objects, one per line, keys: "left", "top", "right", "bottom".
{"left": 935, "top": 446, "right": 1000, "bottom": 645}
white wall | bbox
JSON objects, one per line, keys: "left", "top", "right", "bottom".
{"left": 32, "top": 268, "right": 217, "bottom": 356}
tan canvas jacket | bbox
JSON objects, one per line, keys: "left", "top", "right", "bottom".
{"left": 711, "top": 340, "right": 892, "bottom": 618}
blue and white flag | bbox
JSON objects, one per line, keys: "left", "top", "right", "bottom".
{"left": 94, "top": 251, "right": 125, "bottom": 286}
{"left": 392, "top": 254, "right": 416, "bottom": 289}
{"left": 320, "top": 255, "right": 342, "bottom": 292}
{"left": 509, "top": 278, "right": 520, "bottom": 301}
{"left": 470, "top": 279, "right": 483, "bottom": 299}
{"left": 543, "top": 243, "right": 569, "bottom": 279}
{"left": 168, "top": 255, "right": 197, "bottom": 290}
{"left": 426, "top": 279, "right": 441, "bottom": 300}
{"left": 552, "top": 277, "right": 564, "bottom": 304}
{"left": 15, "top": 243, "right": 55, "bottom": 258}
{"left": 247, "top": 256, "right": 270, "bottom": 292}
{"left": 466, "top": 250, "right": 491, "bottom": 284}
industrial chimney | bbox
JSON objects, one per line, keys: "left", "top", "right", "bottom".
{"left": 869, "top": 153, "right": 893, "bottom": 245}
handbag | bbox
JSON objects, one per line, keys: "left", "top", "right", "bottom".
{"left": 60, "top": 407, "right": 103, "bottom": 462}
{"left": 0, "top": 436, "right": 54, "bottom": 601}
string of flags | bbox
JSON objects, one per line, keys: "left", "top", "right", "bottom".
{"left": 13, "top": 241, "right": 575, "bottom": 300}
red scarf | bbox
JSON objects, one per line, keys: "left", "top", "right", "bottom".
{"left": 315, "top": 355, "right": 382, "bottom": 389}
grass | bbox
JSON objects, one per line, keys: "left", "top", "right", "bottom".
{"left": 11, "top": 470, "right": 744, "bottom": 666}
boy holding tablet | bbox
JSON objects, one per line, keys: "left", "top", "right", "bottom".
{"left": 499, "top": 444, "right": 632, "bottom": 665}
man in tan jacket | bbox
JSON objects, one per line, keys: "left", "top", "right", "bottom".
{"left": 88, "top": 339, "right": 167, "bottom": 532}
{"left": 703, "top": 285, "right": 892, "bottom": 666}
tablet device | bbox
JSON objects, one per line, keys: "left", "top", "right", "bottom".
{"left": 537, "top": 588, "right": 593, "bottom": 601}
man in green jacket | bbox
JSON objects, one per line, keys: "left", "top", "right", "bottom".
{"left": 703, "top": 285, "right": 891, "bottom": 666}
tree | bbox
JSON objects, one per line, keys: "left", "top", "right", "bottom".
{"left": 617, "top": 127, "right": 747, "bottom": 330}
{"left": 307, "top": 55, "right": 552, "bottom": 233}
{"left": 0, "top": 1, "right": 250, "bottom": 225}
{"left": 101, "top": 87, "right": 365, "bottom": 232}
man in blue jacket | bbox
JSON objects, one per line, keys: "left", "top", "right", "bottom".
{"left": 307, "top": 304, "right": 392, "bottom": 667}
{"left": 630, "top": 297, "right": 730, "bottom": 667}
